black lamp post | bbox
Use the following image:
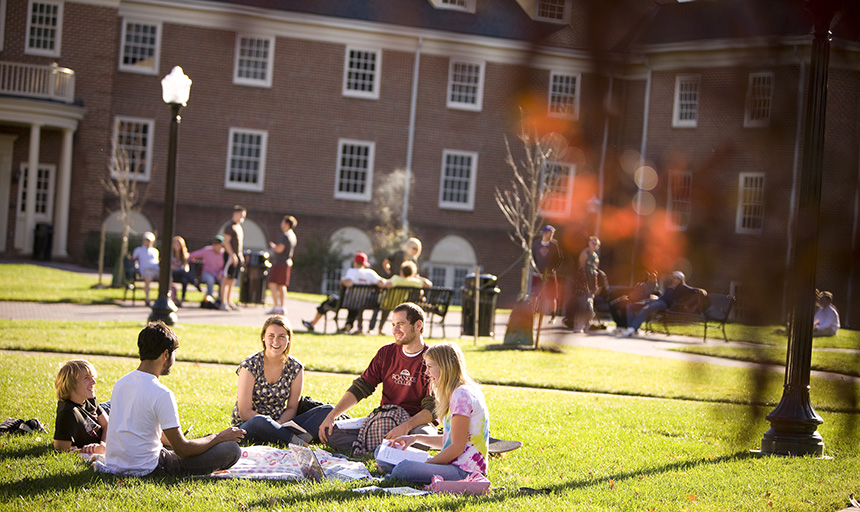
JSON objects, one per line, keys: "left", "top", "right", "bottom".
{"left": 759, "top": 1, "right": 843, "bottom": 457}
{"left": 149, "top": 66, "right": 192, "bottom": 326}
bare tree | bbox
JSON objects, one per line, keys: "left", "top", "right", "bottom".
{"left": 102, "top": 144, "right": 148, "bottom": 272}
{"left": 494, "top": 121, "right": 567, "bottom": 300}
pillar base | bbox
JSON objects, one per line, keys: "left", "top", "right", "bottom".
{"left": 760, "top": 429, "right": 824, "bottom": 457}
{"left": 148, "top": 296, "right": 178, "bottom": 326}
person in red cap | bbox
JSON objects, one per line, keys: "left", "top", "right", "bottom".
{"left": 301, "top": 252, "right": 389, "bottom": 333}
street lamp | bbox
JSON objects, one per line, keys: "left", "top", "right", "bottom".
{"left": 149, "top": 66, "right": 192, "bottom": 325}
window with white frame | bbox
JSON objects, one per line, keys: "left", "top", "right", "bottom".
{"left": 234, "top": 35, "right": 274, "bottom": 87}
{"left": 112, "top": 117, "right": 154, "bottom": 181}
{"left": 25, "top": 1, "right": 62, "bottom": 57}
{"left": 736, "top": 172, "right": 765, "bottom": 234}
{"left": 540, "top": 160, "right": 574, "bottom": 216}
{"left": 439, "top": 150, "right": 477, "bottom": 210}
{"left": 17, "top": 164, "right": 55, "bottom": 221}
{"left": 667, "top": 170, "right": 692, "bottom": 230}
{"left": 429, "top": 265, "right": 470, "bottom": 305}
{"left": 429, "top": 0, "right": 476, "bottom": 12}
{"left": 536, "top": 0, "right": 568, "bottom": 23}
{"left": 744, "top": 72, "right": 773, "bottom": 127}
{"left": 673, "top": 74, "right": 700, "bottom": 128}
{"left": 119, "top": 19, "right": 161, "bottom": 74}
{"left": 225, "top": 129, "right": 267, "bottom": 192}
{"left": 548, "top": 72, "right": 579, "bottom": 118}
{"left": 343, "top": 47, "right": 381, "bottom": 99}
{"left": 335, "top": 139, "right": 375, "bottom": 201}
{"left": 447, "top": 59, "right": 484, "bottom": 111}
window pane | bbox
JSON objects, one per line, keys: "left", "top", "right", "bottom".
{"left": 237, "top": 37, "right": 270, "bottom": 82}
{"left": 123, "top": 22, "right": 158, "bottom": 68}
{"left": 28, "top": 2, "right": 58, "bottom": 52}
{"left": 549, "top": 73, "right": 577, "bottom": 116}
{"left": 537, "top": 0, "right": 566, "bottom": 21}
{"left": 229, "top": 131, "right": 263, "bottom": 185}
{"left": 115, "top": 119, "right": 151, "bottom": 177}
{"left": 449, "top": 61, "right": 480, "bottom": 105}
{"left": 337, "top": 143, "right": 370, "bottom": 196}
{"left": 442, "top": 152, "right": 473, "bottom": 204}
{"left": 346, "top": 49, "right": 377, "bottom": 93}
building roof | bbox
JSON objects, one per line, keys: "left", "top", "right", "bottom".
{"left": 207, "top": 0, "right": 569, "bottom": 43}
{"left": 623, "top": 0, "right": 860, "bottom": 51}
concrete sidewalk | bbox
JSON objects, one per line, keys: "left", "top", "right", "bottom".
{"left": 2, "top": 259, "right": 858, "bottom": 383}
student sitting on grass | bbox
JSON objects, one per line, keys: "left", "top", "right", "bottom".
{"left": 383, "top": 342, "right": 489, "bottom": 484}
{"left": 231, "top": 315, "right": 334, "bottom": 445}
{"left": 53, "top": 359, "right": 109, "bottom": 454}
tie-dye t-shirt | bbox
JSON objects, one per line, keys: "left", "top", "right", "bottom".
{"left": 441, "top": 384, "right": 490, "bottom": 474}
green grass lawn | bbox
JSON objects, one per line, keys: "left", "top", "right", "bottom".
{"left": 2, "top": 319, "right": 859, "bottom": 412}
{"left": 2, "top": 263, "right": 859, "bottom": 510}
{"left": 2, "top": 351, "right": 858, "bottom": 512}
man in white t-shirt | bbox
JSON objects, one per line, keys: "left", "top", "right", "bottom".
{"left": 105, "top": 322, "right": 245, "bottom": 477}
{"left": 131, "top": 231, "right": 160, "bottom": 307}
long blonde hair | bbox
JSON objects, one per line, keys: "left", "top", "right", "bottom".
{"left": 172, "top": 235, "right": 189, "bottom": 265}
{"left": 425, "top": 343, "right": 476, "bottom": 419}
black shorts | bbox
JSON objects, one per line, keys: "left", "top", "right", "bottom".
{"left": 225, "top": 263, "right": 242, "bottom": 280}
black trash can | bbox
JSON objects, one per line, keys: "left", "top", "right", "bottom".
{"left": 33, "top": 223, "right": 53, "bottom": 261}
{"left": 239, "top": 250, "right": 271, "bottom": 304}
{"left": 461, "top": 273, "right": 500, "bottom": 337}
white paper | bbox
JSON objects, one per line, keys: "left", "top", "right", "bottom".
{"left": 334, "top": 416, "right": 366, "bottom": 430}
{"left": 376, "top": 441, "right": 430, "bottom": 466}
{"left": 352, "top": 485, "right": 430, "bottom": 496}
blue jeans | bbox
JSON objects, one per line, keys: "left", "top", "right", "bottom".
{"left": 238, "top": 405, "right": 333, "bottom": 445}
{"left": 627, "top": 299, "right": 668, "bottom": 331}
{"left": 388, "top": 460, "right": 469, "bottom": 484}
{"left": 149, "top": 441, "right": 240, "bottom": 477}
{"left": 200, "top": 272, "right": 220, "bottom": 298}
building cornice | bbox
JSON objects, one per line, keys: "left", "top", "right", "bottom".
{"left": 0, "top": 97, "right": 86, "bottom": 130}
{"left": 118, "top": 0, "right": 594, "bottom": 71}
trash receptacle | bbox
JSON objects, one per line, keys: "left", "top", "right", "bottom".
{"left": 239, "top": 250, "right": 271, "bottom": 304}
{"left": 461, "top": 273, "right": 500, "bottom": 337}
{"left": 33, "top": 223, "right": 53, "bottom": 261}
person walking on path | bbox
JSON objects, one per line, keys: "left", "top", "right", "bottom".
{"left": 104, "top": 322, "right": 245, "bottom": 476}
{"left": 267, "top": 216, "right": 297, "bottom": 316}
{"left": 221, "top": 205, "right": 246, "bottom": 311}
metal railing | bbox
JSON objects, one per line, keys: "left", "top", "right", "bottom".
{"left": 0, "top": 61, "right": 75, "bottom": 103}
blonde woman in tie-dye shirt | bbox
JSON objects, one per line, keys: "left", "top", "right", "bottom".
{"left": 387, "top": 342, "right": 489, "bottom": 484}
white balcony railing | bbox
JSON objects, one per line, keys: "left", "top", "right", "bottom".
{"left": 0, "top": 61, "right": 76, "bottom": 104}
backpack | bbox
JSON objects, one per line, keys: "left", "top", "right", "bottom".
{"left": 351, "top": 404, "right": 411, "bottom": 456}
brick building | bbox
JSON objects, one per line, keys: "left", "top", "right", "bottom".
{"left": 0, "top": 0, "right": 858, "bottom": 326}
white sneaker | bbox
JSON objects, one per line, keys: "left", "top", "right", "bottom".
{"left": 622, "top": 327, "right": 636, "bottom": 337}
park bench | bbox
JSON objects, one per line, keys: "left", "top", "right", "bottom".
{"left": 649, "top": 292, "right": 736, "bottom": 342}
{"left": 323, "top": 284, "right": 454, "bottom": 338}
{"left": 121, "top": 255, "right": 144, "bottom": 305}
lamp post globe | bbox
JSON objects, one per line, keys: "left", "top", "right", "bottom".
{"left": 149, "top": 66, "right": 191, "bottom": 325}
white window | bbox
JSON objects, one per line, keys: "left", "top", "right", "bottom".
{"left": 119, "top": 19, "right": 161, "bottom": 74}
{"left": 343, "top": 47, "right": 381, "bottom": 99}
{"left": 744, "top": 72, "right": 773, "bottom": 127}
{"left": 548, "top": 72, "right": 580, "bottom": 118}
{"left": 673, "top": 74, "right": 700, "bottom": 128}
{"left": 429, "top": 265, "right": 470, "bottom": 305}
{"left": 667, "top": 171, "right": 692, "bottom": 230}
{"left": 736, "top": 172, "right": 765, "bottom": 234}
{"left": 335, "top": 139, "right": 375, "bottom": 201}
{"left": 429, "top": 0, "right": 476, "bottom": 12}
{"left": 234, "top": 35, "right": 274, "bottom": 87}
{"left": 540, "top": 160, "right": 575, "bottom": 216}
{"left": 112, "top": 117, "right": 154, "bottom": 181}
{"left": 25, "top": 1, "right": 62, "bottom": 57}
{"left": 225, "top": 129, "right": 268, "bottom": 192}
{"left": 447, "top": 59, "right": 484, "bottom": 111}
{"left": 17, "top": 163, "right": 55, "bottom": 221}
{"left": 536, "top": 0, "right": 568, "bottom": 23}
{"left": 439, "top": 150, "right": 477, "bottom": 210}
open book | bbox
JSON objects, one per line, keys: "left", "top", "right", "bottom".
{"left": 375, "top": 440, "right": 430, "bottom": 466}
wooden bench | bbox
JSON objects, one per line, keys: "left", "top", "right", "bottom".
{"left": 323, "top": 284, "right": 454, "bottom": 338}
{"left": 121, "top": 256, "right": 144, "bottom": 305}
{"left": 650, "top": 293, "right": 736, "bottom": 342}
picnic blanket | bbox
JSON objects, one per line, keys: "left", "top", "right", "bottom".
{"left": 81, "top": 445, "right": 372, "bottom": 481}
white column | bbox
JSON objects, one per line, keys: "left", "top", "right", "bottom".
{"left": 24, "top": 123, "right": 41, "bottom": 254}
{"left": 53, "top": 127, "right": 73, "bottom": 257}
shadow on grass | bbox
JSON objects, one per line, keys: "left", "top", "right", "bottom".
{"left": 0, "top": 443, "right": 52, "bottom": 460}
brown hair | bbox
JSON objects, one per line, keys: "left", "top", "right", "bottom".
{"left": 260, "top": 315, "right": 293, "bottom": 362}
